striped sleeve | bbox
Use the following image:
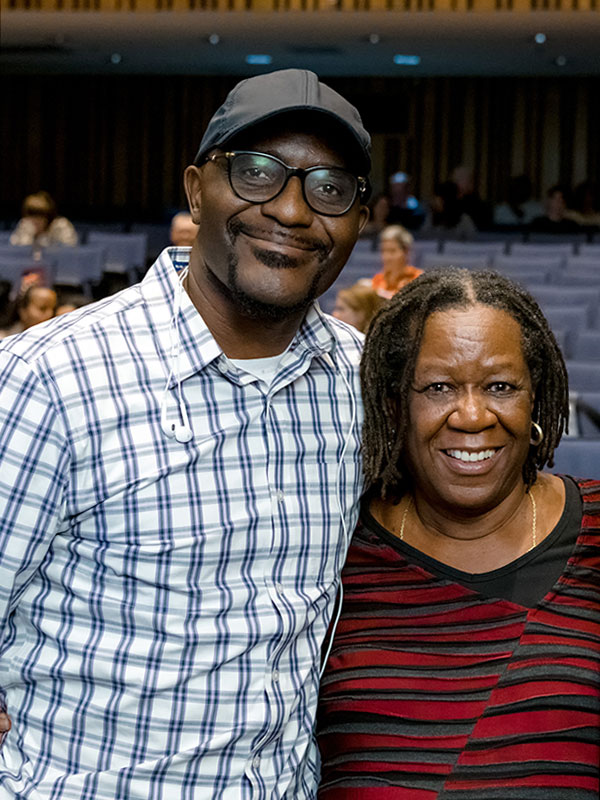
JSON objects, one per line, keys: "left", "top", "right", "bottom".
{"left": 0, "top": 351, "right": 69, "bottom": 645}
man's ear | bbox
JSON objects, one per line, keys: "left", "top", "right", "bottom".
{"left": 184, "top": 165, "right": 203, "bottom": 225}
{"left": 357, "top": 204, "right": 370, "bottom": 236}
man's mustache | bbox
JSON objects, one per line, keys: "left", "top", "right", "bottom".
{"left": 228, "top": 219, "right": 329, "bottom": 261}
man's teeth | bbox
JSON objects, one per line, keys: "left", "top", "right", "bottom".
{"left": 447, "top": 449, "right": 496, "bottom": 462}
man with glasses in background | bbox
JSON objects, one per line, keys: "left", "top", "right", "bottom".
{"left": 0, "top": 69, "right": 370, "bottom": 798}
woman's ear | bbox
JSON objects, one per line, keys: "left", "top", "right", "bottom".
{"left": 183, "top": 165, "right": 203, "bottom": 225}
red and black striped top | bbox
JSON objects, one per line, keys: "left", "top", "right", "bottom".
{"left": 317, "top": 478, "right": 600, "bottom": 800}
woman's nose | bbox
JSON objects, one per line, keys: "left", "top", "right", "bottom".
{"left": 449, "top": 388, "right": 495, "bottom": 430}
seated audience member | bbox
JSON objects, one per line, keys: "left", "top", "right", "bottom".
{"left": 318, "top": 267, "right": 599, "bottom": 799}
{"left": 0, "top": 280, "right": 12, "bottom": 329}
{"left": 332, "top": 282, "right": 384, "bottom": 333}
{"left": 169, "top": 211, "right": 199, "bottom": 247}
{"left": 10, "top": 191, "right": 78, "bottom": 248}
{"left": 451, "top": 164, "right": 490, "bottom": 229}
{"left": 565, "top": 180, "right": 600, "bottom": 229}
{"left": 530, "top": 185, "right": 581, "bottom": 234}
{"left": 421, "top": 180, "right": 478, "bottom": 240}
{"left": 0, "top": 285, "right": 57, "bottom": 338}
{"left": 371, "top": 225, "right": 422, "bottom": 298}
{"left": 364, "top": 172, "right": 425, "bottom": 236}
{"left": 54, "top": 292, "right": 91, "bottom": 317}
{"left": 493, "top": 174, "right": 543, "bottom": 226}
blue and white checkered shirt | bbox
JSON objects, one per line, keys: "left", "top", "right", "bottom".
{"left": 0, "top": 248, "right": 364, "bottom": 800}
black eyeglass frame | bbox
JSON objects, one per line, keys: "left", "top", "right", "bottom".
{"left": 205, "top": 150, "right": 369, "bottom": 217}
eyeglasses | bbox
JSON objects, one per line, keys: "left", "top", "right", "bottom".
{"left": 206, "top": 151, "right": 368, "bottom": 217}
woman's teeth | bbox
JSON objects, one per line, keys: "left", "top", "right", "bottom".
{"left": 447, "top": 449, "right": 496, "bottom": 462}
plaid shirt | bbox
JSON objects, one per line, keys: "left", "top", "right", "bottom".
{"left": 0, "top": 248, "right": 364, "bottom": 799}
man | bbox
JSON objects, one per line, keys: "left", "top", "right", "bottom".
{"left": 0, "top": 69, "right": 370, "bottom": 798}
{"left": 170, "top": 210, "right": 200, "bottom": 247}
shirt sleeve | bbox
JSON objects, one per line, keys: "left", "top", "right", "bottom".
{"left": 0, "top": 350, "right": 70, "bottom": 652}
{"left": 49, "top": 217, "right": 79, "bottom": 247}
{"left": 9, "top": 218, "right": 36, "bottom": 246}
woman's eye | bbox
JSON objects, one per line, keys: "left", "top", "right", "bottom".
{"left": 425, "top": 382, "right": 453, "bottom": 394}
{"left": 488, "top": 382, "right": 514, "bottom": 393}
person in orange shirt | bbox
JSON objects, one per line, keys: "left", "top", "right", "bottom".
{"left": 371, "top": 224, "right": 422, "bottom": 298}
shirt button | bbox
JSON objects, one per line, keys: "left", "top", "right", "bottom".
{"left": 272, "top": 669, "right": 280, "bottom": 682}
{"left": 252, "top": 755, "right": 261, "bottom": 769}
{"left": 275, "top": 582, "right": 284, "bottom": 596}
{"left": 276, "top": 490, "right": 285, "bottom": 503}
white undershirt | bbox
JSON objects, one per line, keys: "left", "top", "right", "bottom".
{"left": 229, "top": 353, "right": 284, "bottom": 390}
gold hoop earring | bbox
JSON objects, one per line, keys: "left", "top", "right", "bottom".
{"left": 530, "top": 421, "right": 544, "bottom": 446}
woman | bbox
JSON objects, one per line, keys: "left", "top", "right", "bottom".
{"left": 332, "top": 282, "right": 384, "bottom": 333}
{"left": 10, "top": 191, "right": 78, "bottom": 249}
{"left": 371, "top": 225, "right": 422, "bottom": 299}
{"left": 318, "top": 268, "right": 599, "bottom": 798}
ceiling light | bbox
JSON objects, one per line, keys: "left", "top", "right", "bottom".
{"left": 393, "top": 54, "right": 421, "bottom": 66}
{"left": 534, "top": 32, "right": 547, "bottom": 44}
{"left": 208, "top": 33, "right": 220, "bottom": 45}
{"left": 555, "top": 55, "right": 567, "bottom": 66}
{"left": 245, "top": 54, "right": 272, "bottom": 65}
{"left": 110, "top": 53, "right": 122, "bottom": 65}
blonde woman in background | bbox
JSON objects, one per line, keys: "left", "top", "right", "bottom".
{"left": 10, "top": 191, "right": 78, "bottom": 249}
{"left": 332, "top": 282, "right": 384, "bottom": 333}
{"left": 371, "top": 224, "right": 422, "bottom": 299}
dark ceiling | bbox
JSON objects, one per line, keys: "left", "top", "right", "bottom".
{"left": 2, "top": 10, "right": 600, "bottom": 76}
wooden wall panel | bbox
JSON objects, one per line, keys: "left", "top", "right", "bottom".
{"left": 0, "top": 74, "right": 597, "bottom": 222}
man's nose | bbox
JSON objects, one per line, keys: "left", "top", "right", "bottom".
{"left": 260, "top": 176, "right": 313, "bottom": 226}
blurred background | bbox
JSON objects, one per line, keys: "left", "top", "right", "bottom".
{"left": 1, "top": 0, "right": 600, "bottom": 468}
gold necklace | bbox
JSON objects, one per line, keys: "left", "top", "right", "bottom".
{"left": 399, "top": 490, "right": 537, "bottom": 551}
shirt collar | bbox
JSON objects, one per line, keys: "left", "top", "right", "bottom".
{"left": 140, "top": 247, "right": 338, "bottom": 387}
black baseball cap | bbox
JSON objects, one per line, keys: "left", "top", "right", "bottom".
{"left": 193, "top": 69, "right": 371, "bottom": 174}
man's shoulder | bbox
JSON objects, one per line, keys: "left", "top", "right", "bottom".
{"left": 0, "top": 283, "right": 144, "bottom": 368}
{"left": 321, "top": 312, "right": 364, "bottom": 364}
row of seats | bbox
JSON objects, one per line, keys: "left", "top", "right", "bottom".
{"left": 0, "top": 233, "right": 150, "bottom": 295}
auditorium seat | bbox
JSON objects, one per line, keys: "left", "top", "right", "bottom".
{"left": 492, "top": 255, "right": 561, "bottom": 281}
{"left": 527, "top": 286, "right": 600, "bottom": 326}
{"left": 573, "top": 331, "right": 600, "bottom": 361}
{"left": 44, "top": 246, "right": 107, "bottom": 295}
{"left": 411, "top": 240, "right": 440, "bottom": 267}
{"left": 87, "top": 232, "right": 148, "bottom": 278}
{"left": 564, "top": 256, "right": 600, "bottom": 272}
{"left": 544, "top": 308, "right": 591, "bottom": 357}
{"left": 0, "top": 258, "right": 53, "bottom": 289}
{"left": 509, "top": 243, "right": 573, "bottom": 261}
{"left": 552, "top": 271, "right": 600, "bottom": 288}
{"left": 565, "top": 360, "right": 600, "bottom": 392}
{"left": 0, "top": 245, "right": 34, "bottom": 261}
{"left": 550, "top": 439, "right": 600, "bottom": 477}
{"left": 578, "top": 244, "right": 600, "bottom": 259}
{"left": 574, "top": 392, "right": 600, "bottom": 437}
{"left": 526, "top": 233, "right": 587, "bottom": 247}
{"left": 442, "top": 241, "right": 506, "bottom": 258}
{"left": 130, "top": 222, "right": 171, "bottom": 262}
{"left": 421, "top": 253, "right": 490, "bottom": 271}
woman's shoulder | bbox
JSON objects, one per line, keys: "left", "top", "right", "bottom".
{"left": 574, "top": 477, "right": 600, "bottom": 522}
